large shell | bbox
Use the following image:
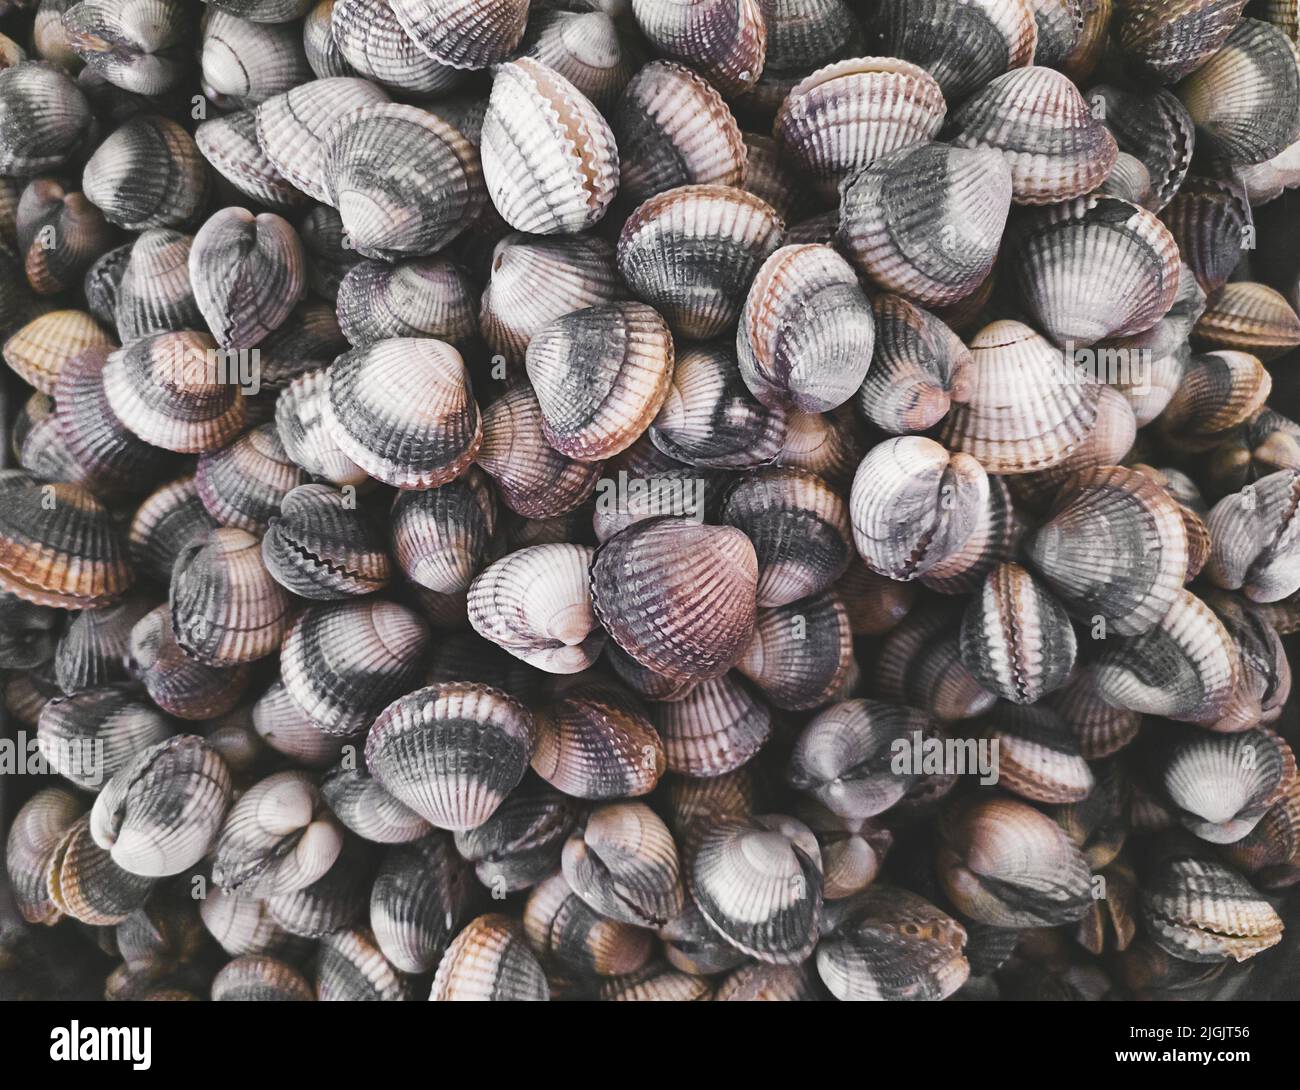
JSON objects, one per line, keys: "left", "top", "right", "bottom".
{"left": 737, "top": 243, "right": 874, "bottom": 413}
{"left": 526, "top": 301, "right": 675, "bottom": 462}
{"left": 481, "top": 58, "right": 619, "bottom": 235}
{"left": 590, "top": 517, "right": 758, "bottom": 682}
{"left": 330, "top": 0, "right": 462, "bottom": 96}
{"left": 82, "top": 114, "right": 209, "bottom": 231}
{"left": 630, "top": 0, "right": 767, "bottom": 97}
{"left": 390, "top": 0, "right": 529, "bottom": 70}
{"left": 618, "top": 184, "right": 783, "bottom": 340}
{"left": 366, "top": 682, "right": 535, "bottom": 830}
{"left": 323, "top": 338, "right": 481, "bottom": 489}
{"left": 429, "top": 914, "right": 550, "bottom": 1001}
{"left": 113, "top": 229, "right": 202, "bottom": 342}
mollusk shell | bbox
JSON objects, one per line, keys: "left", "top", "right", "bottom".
{"left": 1115, "top": 0, "right": 1247, "bottom": 81}
{"left": 630, "top": 0, "right": 767, "bottom": 97}
{"left": 196, "top": 109, "right": 311, "bottom": 213}
{"left": 262, "top": 482, "right": 392, "bottom": 600}
{"left": 6, "top": 787, "right": 83, "bottom": 925}
{"left": 3, "top": 308, "right": 113, "bottom": 395}
{"left": 329, "top": 0, "right": 462, "bottom": 96}
{"left": 82, "top": 114, "right": 210, "bottom": 231}
{"left": 429, "top": 914, "right": 549, "bottom": 1001}
{"left": 370, "top": 833, "right": 477, "bottom": 973}
{"left": 46, "top": 814, "right": 156, "bottom": 926}
{"left": 733, "top": 590, "right": 854, "bottom": 710}
{"left": 1205, "top": 470, "right": 1300, "bottom": 602}
{"left": 0, "top": 62, "right": 93, "bottom": 175}
{"left": 337, "top": 257, "right": 479, "bottom": 348}
{"left": 648, "top": 673, "right": 771, "bottom": 777}
{"left": 1141, "top": 856, "right": 1283, "bottom": 962}
{"left": 195, "top": 422, "right": 307, "bottom": 534}
{"left": 128, "top": 604, "right": 252, "bottom": 720}
{"left": 274, "top": 367, "right": 368, "bottom": 486}
{"left": 390, "top": 0, "right": 529, "bottom": 70}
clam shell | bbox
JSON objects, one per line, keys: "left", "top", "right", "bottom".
{"left": 128, "top": 475, "right": 220, "bottom": 586}
{"left": 3, "top": 308, "right": 113, "bottom": 395}
{"left": 390, "top": 0, "right": 529, "bottom": 70}
{"left": 454, "top": 780, "right": 579, "bottom": 893}
{"left": 63, "top": 1, "right": 192, "bottom": 94}
{"left": 264, "top": 833, "right": 375, "bottom": 938}
{"left": 274, "top": 367, "right": 368, "bottom": 486}
{"left": 521, "top": 9, "right": 637, "bottom": 112}
{"left": 38, "top": 687, "right": 172, "bottom": 793}
{"left": 874, "top": 604, "right": 997, "bottom": 721}
{"left": 337, "top": 257, "right": 478, "bottom": 349}
{"left": 196, "top": 423, "right": 307, "bottom": 534}
{"left": 200, "top": 8, "right": 310, "bottom": 106}
{"left": 196, "top": 108, "right": 310, "bottom": 213}
{"left": 1205, "top": 470, "right": 1300, "bottom": 602}
{"left": 836, "top": 558, "right": 916, "bottom": 635}
{"left": 1158, "top": 349, "right": 1271, "bottom": 447}
{"left": 734, "top": 590, "right": 854, "bottom": 710}
{"left": 981, "top": 702, "right": 1093, "bottom": 802}
{"left": 715, "top": 961, "right": 820, "bottom": 1000}
{"left": 1159, "top": 176, "right": 1251, "bottom": 296}
{"left": 1090, "top": 83, "right": 1195, "bottom": 213}
{"left": 47, "top": 814, "right": 155, "bottom": 926}
{"left": 598, "top": 960, "right": 713, "bottom": 1000}
{"left": 129, "top": 604, "right": 252, "bottom": 720}
{"left": 429, "top": 914, "right": 549, "bottom": 1001}
{"left": 1194, "top": 282, "right": 1300, "bottom": 361}
{"left": 1115, "top": 0, "right": 1247, "bottom": 81}
{"left": 16, "top": 177, "right": 114, "bottom": 297}
{"left": 630, "top": 0, "right": 767, "bottom": 97}
{"left": 263, "top": 482, "right": 392, "bottom": 600}
{"left": 316, "top": 927, "right": 410, "bottom": 1001}
{"left": 370, "top": 833, "right": 475, "bottom": 973}
{"left": 330, "top": 0, "right": 463, "bottom": 96}
{"left": 113, "top": 229, "right": 202, "bottom": 342}
{"left": 524, "top": 872, "right": 654, "bottom": 977}
{"left": 390, "top": 469, "right": 494, "bottom": 601}
{"left": 1142, "top": 856, "right": 1283, "bottom": 962}
{"left": 649, "top": 673, "right": 771, "bottom": 777}
{"left": 6, "top": 787, "right": 85, "bottom": 925}
{"left": 321, "top": 758, "right": 431, "bottom": 842}
{"left": 0, "top": 62, "right": 93, "bottom": 175}
{"left": 82, "top": 114, "right": 209, "bottom": 231}
{"left": 53, "top": 594, "right": 154, "bottom": 694}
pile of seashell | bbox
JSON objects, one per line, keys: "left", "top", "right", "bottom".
{"left": 4, "top": 0, "right": 1300, "bottom": 1003}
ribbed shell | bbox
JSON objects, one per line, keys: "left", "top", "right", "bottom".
{"left": 53, "top": 595, "right": 154, "bottom": 694}
{"left": 453, "top": 780, "right": 579, "bottom": 893}
{"left": 275, "top": 367, "right": 368, "bottom": 486}
{"left": 1141, "top": 856, "right": 1283, "bottom": 962}
{"left": 330, "top": 0, "right": 462, "bottom": 96}
{"left": 1205, "top": 470, "right": 1300, "bottom": 602}
{"left": 337, "top": 258, "right": 478, "bottom": 348}
{"left": 390, "top": 0, "right": 529, "bottom": 70}
{"left": 263, "top": 483, "right": 392, "bottom": 600}
{"left": 196, "top": 109, "right": 310, "bottom": 213}
{"left": 6, "top": 787, "right": 84, "bottom": 925}
{"left": 3, "top": 309, "right": 113, "bottom": 395}
{"left": 46, "top": 814, "right": 155, "bottom": 926}
{"left": 17, "top": 177, "right": 113, "bottom": 297}
{"left": 649, "top": 674, "right": 772, "bottom": 777}
{"left": 370, "top": 833, "right": 475, "bottom": 973}
{"left": 321, "top": 760, "right": 431, "bottom": 843}
{"left": 0, "top": 62, "right": 92, "bottom": 175}
{"left": 630, "top": 0, "right": 767, "bottom": 97}
{"left": 129, "top": 604, "right": 252, "bottom": 720}
{"left": 524, "top": 871, "right": 654, "bottom": 977}
{"left": 1195, "top": 282, "right": 1300, "bottom": 361}
{"left": 429, "top": 914, "right": 549, "bottom": 1001}
{"left": 1161, "top": 728, "right": 1295, "bottom": 844}
{"left": 82, "top": 114, "right": 209, "bottom": 231}
{"left": 980, "top": 703, "right": 1094, "bottom": 803}
{"left": 733, "top": 591, "right": 854, "bottom": 710}
{"left": 113, "top": 229, "right": 202, "bottom": 342}
{"left": 521, "top": 10, "right": 636, "bottom": 112}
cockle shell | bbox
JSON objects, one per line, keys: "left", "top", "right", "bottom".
{"left": 1205, "top": 470, "right": 1300, "bottom": 602}
{"left": 733, "top": 590, "right": 854, "bottom": 710}
{"left": 630, "top": 0, "right": 767, "bottom": 97}
{"left": 262, "top": 482, "right": 391, "bottom": 600}
{"left": 0, "top": 62, "right": 93, "bottom": 175}
{"left": 390, "top": 0, "right": 529, "bottom": 71}
{"left": 129, "top": 604, "right": 252, "bottom": 720}
{"left": 429, "top": 914, "right": 549, "bottom": 1001}
{"left": 330, "top": 0, "right": 462, "bottom": 96}
{"left": 82, "top": 114, "right": 210, "bottom": 231}
{"left": 370, "top": 833, "right": 477, "bottom": 973}
{"left": 3, "top": 309, "right": 113, "bottom": 395}
{"left": 649, "top": 674, "right": 771, "bottom": 777}
{"left": 195, "top": 423, "right": 307, "bottom": 534}
{"left": 337, "top": 257, "right": 478, "bottom": 348}
{"left": 6, "top": 787, "right": 84, "bottom": 925}
{"left": 196, "top": 109, "right": 311, "bottom": 213}
{"left": 1142, "top": 856, "right": 1283, "bottom": 963}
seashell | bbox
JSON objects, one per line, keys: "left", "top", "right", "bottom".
{"left": 367, "top": 833, "right": 475, "bottom": 974}
{"left": 323, "top": 338, "right": 480, "bottom": 489}
{"left": 196, "top": 109, "right": 309, "bottom": 214}
{"left": 447, "top": 779, "right": 570, "bottom": 888}
{"left": 263, "top": 483, "right": 391, "bottom": 600}
{"left": 330, "top": 0, "right": 462, "bottom": 96}
{"left": 875, "top": 603, "right": 997, "bottom": 720}
{"left": 275, "top": 367, "right": 368, "bottom": 486}
{"left": 337, "top": 258, "right": 478, "bottom": 349}
{"left": 281, "top": 599, "right": 430, "bottom": 737}
{"left": 264, "top": 833, "right": 375, "bottom": 938}
{"left": 128, "top": 475, "right": 220, "bottom": 586}
{"left": 1205, "top": 470, "right": 1300, "bottom": 602}
{"left": 733, "top": 590, "right": 853, "bottom": 710}
{"left": 740, "top": 132, "right": 809, "bottom": 223}
{"left": 948, "top": 66, "right": 1117, "bottom": 205}
{"left": 648, "top": 673, "right": 771, "bottom": 777}
{"left": 0, "top": 472, "right": 134, "bottom": 609}
{"left": 83, "top": 242, "right": 133, "bottom": 328}
{"left": 1158, "top": 350, "right": 1271, "bottom": 449}
{"left": 939, "top": 320, "right": 1101, "bottom": 474}
{"left": 169, "top": 527, "right": 292, "bottom": 665}
{"left": 468, "top": 544, "right": 604, "bottom": 673}
{"left": 959, "top": 562, "right": 1077, "bottom": 704}
{"left": 838, "top": 143, "right": 1011, "bottom": 308}
{"left": 1089, "top": 84, "right": 1194, "bottom": 214}
{"left": 221, "top": 944, "right": 318, "bottom": 994}
{"left": 561, "top": 800, "right": 684, "bottom": 927}
{"left": 254, "top": 77, "right": 389, "bottom": 204}
{"left": 298, "top": 205, "right": 361, "bottom": 302}
{"left": 1141, "top": 856, "right": 1283, "bottom": 962}
{"left": 612, "top": 60, "right": 746, "bottom": 208}
{"left": 46, "top": 815, "right": 155, "bottom": 926}
{"left": 0, "top": 62, "right": 93, "bottom": 175}
{"left": 737, "top": 244, "right": 874, "bottom": 413}
{"left": 304, "top": 0, "right": 351, "bottom": 77}
{"left": 685, "top": 813, "right": 822, "bottom": 964}
{"left": 479, "top": 232, "right": 621, "bottom": 365}
{"left": 321, "top": 758, "right": 431, "bottom": 842}
{"left": 774, "top": 58, "right": 945, "bottom": 201}
{"left": 660, "top": 901, "right": 748, "bottom": 975}
{"left": 1235, "top": 136, "right": 1300, "bottom": 203}
{"left": 37, "top": 686, "right": 171, "bottom": 792}
{"left": 1024, "top": 465, "right": 1189, "bottom": 636}
{"left": 590, "top": 517, "right": 758, "bottom": 682}
{"left": 89, "top": 734, "right": 233, "bottom": 877}
{"left": 1224, "top": 776, "right": 1300, "bottom": 889}
{"left": 366, "top": 682, "right": 534, "bottom": 830}
{"left": 630, "top": 0, "right": 766, "bottom": 97}
{"left": 525, "top": 874, "right": 660, "bottom": 978}
{"left": 475, "top": 384, "right": 604, "bottom": 518}
{"left": 481, "top": 58, "right": 618, "bottom": 235}
{"left": 648, "top": 343, "right": 785, "bottom": 469}
{"left": 849, "top": 435, "right": 989, "bottom": 581}
{"left": 103, "top": 331, "right": 248, "bottom": 454}
{"left": 591, "top": 467, "right": 721, "bottom": 543}
{"left": 1176, "top": 18, "right": 1300, "bottom": 167}
{"left": 390, "top": 470, "right": 494, "bottom": 606}
{"left": 836, "top": 559, "right": 915, "bottom": 635}
{"left": 937, "top": 795, "right": 1092, "bottom": 927}
{"left": 526, "top": 302, "right": 675, "bottom": 462}
{"left": 317, "top": 927, "right": 410, "bottom": 1001}
{"left": 1113, "top": 0, "right": 1246, "bottom": 82}
{"left": 875, "top": 0, "right": 1036, "bottom": 101}
{"left": 6, "top": 787, "right": 84, "bottom": 925}
{"left": 777, "top": 409, "right": 863, "bottom": 488}
{"left": 714, "top": 961, "right": 820, "bottom": 1000}
{"left": 189, "top": 207, "right": 306, "bottom": 349}
{"left": 3, "top": 308, "right": 113, "bottom": 395}
{"left": 16, "top": 177, "right": 113, "bottom": 297}
{"left": 1194, "top": 282, "right": 1300, "bottom": 361}
{"left": 253, "top": 680, "right": 341, "bottom": 769}
{"left": 210, "top": 770, "right": 343, "bottom": 897}
{"left": 858, "top": 294, "right": 971, "bottom": 436}
{"left": 1204, "top": 588, "right": 1292, "bottom": 728}
{"left": 1158, "top": 176, "right": 1250, "bottom": 297}
{"left": 521, "top": 9, "right": 637, "bottom": 112}
{"left": 429, "top": 914, "right": 550, "bottom": 1001}
{"left": 321, "top": 102, "right": 483, "bottom": 261}
{"left": 786, "top": 699, "right": 929, "bottom": 820}
{"left": 0, "top": 585, "right": 59, "bottom": 671}
{"left": 390, "top": 0, "right": 528, "bottom": 70}
{"left": 200, "top": 8, "right": 311, "bottom": 107}
{"left": 196, "top": 427, "right": 303, "bottom": 537}
{"left": 979, "top": 702, "right": 1093, "bottom": 802}
{"left": 82, "top": 115, "right": 209, "bottom": 230}
{"left": 531, "top": 680, "right": 665, "bottom": 798}
{"left": 816, "top": 885, "right": 969, "bottom": 1001}
{"left": 129, "top": 604, "right": 251, "bottom": 719}
{"left": 113, "top": 229, "right": 202, "bottom": 342}
{"left": 598, "top": 960, "right": 713, "bottom": 1000}
{"left": 1025, "top": 0, "right": 1082, "bottom": 65}
{"left": 62, "top": 0, "right": 192, "bottom": 94}
{"left": 618, "top": 185, "right": 783, "bottom": 340}
{"left": 795, "top": 799, "right": 891, "bottom": 901}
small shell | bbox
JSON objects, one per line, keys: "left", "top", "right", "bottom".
{"left": 590, "top": 517, "right": 758, "bottom": 682}
{"left": 1205, "top": 470, "right": 1300, "bottom": 602}
{"left": 531, "top": 680, "right": 666, "bottom": 798}
{"left": 82, "top": 114, "right": 209, "bottom": 231}
{"left": 1159, "top": 176, "right": 1252, "bottom": 296}
{"left": 1091, "top": 83, "right": 1195, "bottom": 214}
{"left": 526, "top": 301, "right": 675, "bottom": 462}
{"left": 648, "top": 343, "right": 785, "bottom": 469}
{"left": 316, "top": 927, "right": 409, "bottom": 1001}
{"left": 599, "top": 960, "right": 713, "bottom": 1000}
{"left": 430, "top": 914, "right": 549, "bottom": 1001}
{"left": 562, "top": 800, "right": 684, "bottom": 928}
{"left": 337, "top": 257, "right": 479, "bottom": 348}
{"left": 774, "top": 58, "right": 946, "bottom": 200}
{"left": 390, "top": 0, "right": 529, "bottom": 70}
{"left": 196, "top": 424, "right": 307, "bottom": 534}
{"left": 281, "top": 599, "right": 430, "bottom": 736}
{"left": 6, "top": 787, "right": 85, "bottom": 925}
{"left": 649, "top": 674, "right": 771, "bottom": 777}
{"left": 524, "top": 872, "right": 653, "bottom": 978}
{"left": 366, "top": 682, "right": 535, "bottom": 830}
{"left": 875, "top": 605, "right": 997, "bottom": 721}
{"left": 0, "top": 473, "right": 134, "bottom": 609}
{"left": 128, "top": 476, "right": 219, "bottom": 585}
{"left": 196, "top": 108, "right": 309, "bottom": 213}
{"left": 468, "top": 544, "right": 604, "bottom": 673}
{"left": 263, "top": 483, "right": 391, "bottom": 600}
{"left": 46, "top": 814, "right": 155, "bottom": 926}
{"left": 454, "top": 781, "right": 579, "bottom": 892}
{"left": 1141, "top": 856, "right": 1283, "bottom": 963}
{"left": 330, "top": 0, "right": 462, "bottom": 96}
{"left": 89, "top": 734, "right": 233, "bottom": 878}
{"left": 274, "top": 367, "right": 368, "bottom": 486}
{"left": 1113, "top": 0, "right": 1246, "bottom": 81}
{"left": 189, "top": 207, "right": 306, "bottom": 349}
{"left": 321, "top": 759, "right": 431, "bottom": 843}
{"left": 199, "top": 7, "right": 311, "bottom": 107}
{"left": 16, "top": 177, "right": 114, "bottom": 296}
{"left": 370, "top": 833, "right": 475, "bottom": 974}
{"left": 1157, "top": 350, "right": 1271, "bottom": 449}
{"left": 1099, "top": 151, "right": 1153, "bottom": 206}
{"left": 323, "top": 338, "right": 481, "bottom": 489}
{"left": 685, "top": 813, "right": 823, "bottom": 964}
{"left": 980, "top": 703, "right": 1093, "bottom": 802}
{"left": 521, "top": 10, "right": 637, "bottom": 112}
{"left": 38, "top": 687, "right": 172, "bottom": 793}
{"left": 3, "top": 308, "right": 113, "bottom": 395}
{"left": 481, "top": 58, "right": 618, "bottom": 235}
{"left": 321, "top": 102, "right": 483, "bottom": 261}
{"left": 1194, "top": 282, "right": 1300, "bottom": 361}
{"left": 621, "top": 186, "right": 783, "bottom": 343}
{"left": 630, "top": 0, "right": 767, "bottom": 97}
{"left": 63, "top": 0, "right": 192, "bottom": 95}
{"left": 129, "top": 604, "right": 252, "bottom": 720}
{"left": 733, "top": 591, "right": 853, "bottom": 710}
{"left": 0, "top": 62, "right": 93, "bottom": 175}
{"left": 737, "top": 244, "right": 875, "bottom": 413}
{"left": 264, "top": 833, "right": 375, "bottom": 939}
{"left": 53, "top": 595, "right": 153, "bottom": 695}
{"left": 838, "top": 143, "right": 1012, "bottom": 308}
{"left": 849, "top": 435, "right": 989, "bottom": 581}
{"left": 113, "top": 229, "right": 202, "bottom": 342}
{"left": 1176, "top": 18, "right": 1300, "bottom": 167}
